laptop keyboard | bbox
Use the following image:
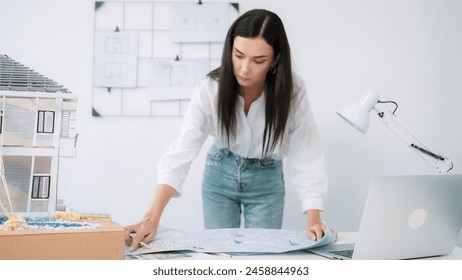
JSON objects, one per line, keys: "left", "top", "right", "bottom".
{"left": 330, "top": 249, "right": 354, "bottom": 259}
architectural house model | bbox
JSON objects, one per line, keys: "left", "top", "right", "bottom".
{"left": 0, "top": 56, "right": 124, "bottom": 260}
{"left": 0, "top": 54, "right": 78, "bottom": 214}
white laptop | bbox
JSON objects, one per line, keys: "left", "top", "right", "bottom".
{"left": 308, "top": 174, "right": 462, "bottom": 260}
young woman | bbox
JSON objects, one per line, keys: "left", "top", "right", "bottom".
{"left": 125, "top": 9, "right": 330, "bottom": 251}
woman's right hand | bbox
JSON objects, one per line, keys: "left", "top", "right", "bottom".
{"left": 124, "top": 184, "right": 177, "bottom": 252}
{"left": 124, "top": 217, "right": 158, "bottom": 252}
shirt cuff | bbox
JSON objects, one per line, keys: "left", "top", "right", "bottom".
{"left": 156, "top": 175, "right": 182, "bottom": 197}
{"left": 300, "top": 198, "right": 325, "bottom": 213}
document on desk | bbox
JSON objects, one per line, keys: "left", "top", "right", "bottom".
{"left": 126, "top": 225, "right": 336, "bottom": 256}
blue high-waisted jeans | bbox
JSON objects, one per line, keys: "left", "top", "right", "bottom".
{"left": 202, "top": 145, "right": 285, "bottom": 229}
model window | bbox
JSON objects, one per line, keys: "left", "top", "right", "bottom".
{"left": 31, "top": 175, "right": 50, "bottom": 199}
{"left": 37, "top": 110, "right": 55, "bottom": 133}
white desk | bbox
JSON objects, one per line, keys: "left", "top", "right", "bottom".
{"left": 136, "top": 232, "right": 462, "bottom": 260}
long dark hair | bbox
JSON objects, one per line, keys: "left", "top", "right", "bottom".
{"left": 209, "top": 9, "right": 294, "bottom": 158}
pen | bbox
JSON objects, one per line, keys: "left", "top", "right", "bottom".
{"left": 207, "top": 252, "right": 233, "bottom": 258}
{"left": 140, "top": 241, "right": 155, "bottom": 250}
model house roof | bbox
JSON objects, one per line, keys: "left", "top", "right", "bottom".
{"left": 0, "top": 54, "right": 71, "bottom": 94}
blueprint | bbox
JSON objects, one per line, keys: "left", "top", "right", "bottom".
{"left": 126, "top": 225, "right": 336, "bottom": 256}
{"left": 149, "top": 58, "right": 208, "bottom": 100}
{"left": 93, "top": 30, "right": 139, "bottom": 88}
{"left": 171, "top": 2, "right": 230, "bottom": 43}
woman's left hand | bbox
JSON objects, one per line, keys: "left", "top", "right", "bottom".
{"left": 305, "top": 209, "right": 336, "bottom": 241}
{"left": 306, "top": 223, "right": 329, "bottom": 241}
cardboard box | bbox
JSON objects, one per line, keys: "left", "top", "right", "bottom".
{"left": 0, "top": 219, "right": 125, "bottom": 260}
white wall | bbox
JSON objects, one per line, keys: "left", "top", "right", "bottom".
{"left": 1, "top": 0, "right": 461, "bottom": 241}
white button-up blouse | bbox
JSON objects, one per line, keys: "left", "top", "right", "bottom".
{"left": 157, "top": 73, "right": 328, "bottom": 213}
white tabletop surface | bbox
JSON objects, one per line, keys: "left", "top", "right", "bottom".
{"left": 135, "top": 232, "right": 462, "bottom": 260}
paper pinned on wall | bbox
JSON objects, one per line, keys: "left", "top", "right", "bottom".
{"left": 93, "top": 30, "right": 139, "bottom": 88}
{"left": 171, "top": 2, "right": 229, "bottom": 43}
{"left": 149, "top": 58, "right": 209, "bottom": 101}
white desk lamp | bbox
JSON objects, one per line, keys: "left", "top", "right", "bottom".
{"left": 336, "top": 90, "right": 453, "bottom": 174}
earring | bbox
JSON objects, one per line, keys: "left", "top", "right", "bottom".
{"left": 269, "top": 65, "right": 277, "bottom": 75}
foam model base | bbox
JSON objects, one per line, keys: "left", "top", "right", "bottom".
{"left": 0, "top": 219, "right": 124, "bottom": 260}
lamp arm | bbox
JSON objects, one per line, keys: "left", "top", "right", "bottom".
{"left": 373, "top": 108, "right": 453, "bottom": 174}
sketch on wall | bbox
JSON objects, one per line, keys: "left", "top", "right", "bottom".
{"left": 171, "top": 2, "right": 230, "bottom": 43}
{"left": 93, "top": 30, "right": 139, "bottom": 88}
{"left": 149, "top": 58, "right": 208, "bottom": 100}
{"left": 91, "top": 1, "right": 239, "bottom": 117}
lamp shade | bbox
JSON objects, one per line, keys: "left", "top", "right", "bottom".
{"left": 336, "top": 90, "right": 379, "bottom": 133}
